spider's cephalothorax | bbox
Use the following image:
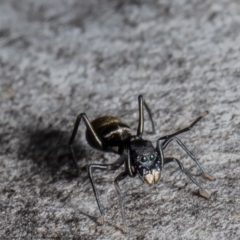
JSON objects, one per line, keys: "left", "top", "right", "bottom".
{"left": 69, "top": 95, "right": 214, "bottom": 232}
{"left": 129, "top": 138, "right": 162, "bottom": 185}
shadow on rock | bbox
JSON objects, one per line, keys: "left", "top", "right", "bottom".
{"left": 18, "top": 127, "right": 88, "bottom": 181}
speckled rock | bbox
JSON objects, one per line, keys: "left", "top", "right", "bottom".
{"left": 0, "top": 0, "right": 240, "bottom": 239}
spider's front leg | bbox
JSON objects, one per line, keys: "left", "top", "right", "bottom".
{"left": 158, "top": 136, "right": 214, "bottom": 181}
{"left": 88, "top": 155, "right": 125, "bottom": 226}
{"left": 164, "top": 157, "right": 210, "bottom": 199}
{"left": 156, "top": 112, "right": 214, "bottom": 181}
{"left": 157, "top": 139, "right": 210, "bottom": 199}
{"left": 114, "top": 171, "right": 128, "bottom": 233}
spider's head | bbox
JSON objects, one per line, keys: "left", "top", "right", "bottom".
{"left": 130, "top": 138, "right": 162, "bottom": 185}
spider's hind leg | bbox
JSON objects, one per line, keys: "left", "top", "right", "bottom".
{"left": 160, "top": 111, "right": 209, "bottom": 140}
{"left": 68, "top": 113, "right": 103, "bottom": 175}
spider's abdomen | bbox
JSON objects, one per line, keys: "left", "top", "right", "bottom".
{"left": 85, "top": 116, "right": 131, "bottom": 153}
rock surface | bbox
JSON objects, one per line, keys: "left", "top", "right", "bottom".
{"left": 0, "top": 0, "right": 239, "bottom": 239}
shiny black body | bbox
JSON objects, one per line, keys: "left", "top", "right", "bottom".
{"left": 68, "top": 95, "right": 214, "bottom": 232}
{"left": 86, "top": 116, "right": 132, "bottom": 154}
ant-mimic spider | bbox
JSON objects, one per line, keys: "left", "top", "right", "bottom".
{"left": 69, "top": 95, "right": 214, "bottom": 232}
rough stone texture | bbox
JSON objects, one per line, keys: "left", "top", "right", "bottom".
{"left": 0, "top": 0, "right": 240, "bottom": 239}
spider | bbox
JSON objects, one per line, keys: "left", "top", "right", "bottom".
{"left": 69, "top": 95, "right": 214, "bottom": 232}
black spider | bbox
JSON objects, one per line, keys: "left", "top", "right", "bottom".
{"left": 69, "top": 95, "right": 214, "bottom": 232}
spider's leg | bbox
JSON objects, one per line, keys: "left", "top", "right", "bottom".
{"left": 164, "top": 157, "right": 210, "bottom": 199}
{"left": 126, "top": 148, "right": 138, "bottom": 177}
{"left": 159, "top": 111, "right": 208, "bottom": 141}
{"left": 69, "top": 113, "right": 103, "bottom": 175}
{"left": 137, "top": 95, "right": 156, "bottom": 137}
{"left": 157, "top": 136, "right": 214, "bottom": 180}
{"left": 142, "top": 96, "right": 156, "bottom": 134}
{"left": 88, "top": 155, "right": 125, "bottom": 225}
{"left": 114, "top": 171, "right": 128, "bottom": 233}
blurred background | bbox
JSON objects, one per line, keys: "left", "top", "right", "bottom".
{"left": 0, "top": 0, "right": 239, "bottom": 239}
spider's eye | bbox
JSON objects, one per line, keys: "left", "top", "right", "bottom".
{"left": 149, "top": 154, "right": 155, "bottom": 161}
{"left": 141, "top": 156, "right": 148, "bottom": 162}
